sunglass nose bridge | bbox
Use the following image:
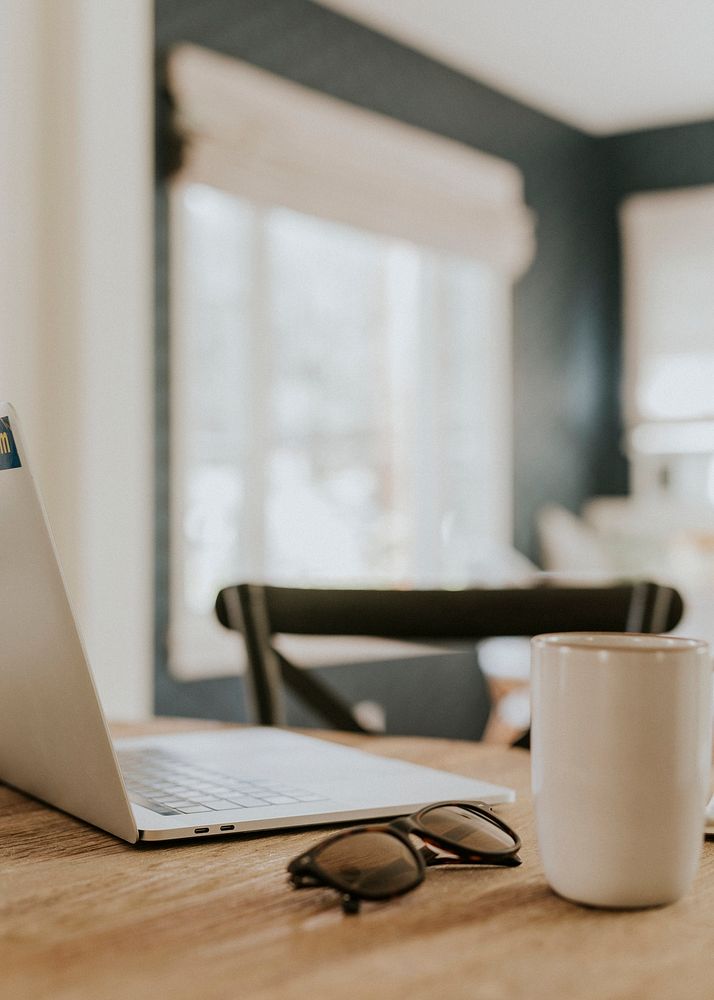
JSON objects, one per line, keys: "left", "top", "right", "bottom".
{"left": 417, "top": 843, "right": 442, "bottom": 864}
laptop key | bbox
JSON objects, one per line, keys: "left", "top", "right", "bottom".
{"left": 119, "top": 747, "right": 327, "bottom": 817}
{"left": 128, "top": 792, "right": 180, "bottom": 816}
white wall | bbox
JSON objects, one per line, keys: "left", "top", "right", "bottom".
{"left": 0, "top": 0, "right": 154, "bottom": 719}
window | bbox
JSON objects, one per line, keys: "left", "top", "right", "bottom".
{"left": 167, "top": 46, "right": 534, "bottom": 678}
{"left": 621, "top": 186, "right": 714, "bottom": 502}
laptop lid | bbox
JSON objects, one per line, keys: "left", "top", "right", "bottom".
{"left": 0, "top": 404, "right": 138, "bottom": 842}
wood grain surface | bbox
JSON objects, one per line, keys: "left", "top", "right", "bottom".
{"left": 2, "top": 718, "right": 713, "bottom": 1000}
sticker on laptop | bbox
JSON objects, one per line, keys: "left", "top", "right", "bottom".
{"left": 0, "top": 416, "right": 21, "bottom": 470}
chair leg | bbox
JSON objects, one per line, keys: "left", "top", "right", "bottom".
{"left": 278, "top": 655, "right": 370, "bottom": 734}
{"left": 235, "top": 584, "right": 288, "bottom": 726}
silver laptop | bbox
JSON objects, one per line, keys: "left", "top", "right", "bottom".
{"left": 0, "top": 403, "right": 514, "bottom": 843}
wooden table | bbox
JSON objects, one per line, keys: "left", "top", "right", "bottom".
{"left": 2, "top": 719, "right": 714, "bottom": 1000}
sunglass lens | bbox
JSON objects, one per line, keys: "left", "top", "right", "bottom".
{"left": 314, "top": 831, "right": 421, "bottom": 897}
{"left": 418, "top": 805, "right": 517, "bottom": 854}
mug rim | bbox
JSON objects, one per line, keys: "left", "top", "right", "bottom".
{"left": 531, "top": 632, "right": 709, "bottom": 654}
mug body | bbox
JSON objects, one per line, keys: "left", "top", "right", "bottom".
{"left": 531, "top": 633, "right": 711, "bottom": 908}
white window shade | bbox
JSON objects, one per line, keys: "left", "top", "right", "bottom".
{"left": 167, "top": 44, "right": 535, "bottom": 277}
{"left": 621, "top": 185, "right": 714, "bottom": 426}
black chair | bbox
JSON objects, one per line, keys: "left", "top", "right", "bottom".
{"left": 215, "top": 580, "right": 683, "bottom": 742}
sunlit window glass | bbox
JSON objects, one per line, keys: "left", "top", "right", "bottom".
{"left": 170, "top": 182, "right": 511, "bottom": 675}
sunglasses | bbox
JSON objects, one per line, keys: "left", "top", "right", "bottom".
{"left": 287, "top": 801, "right": 521, "bottom": 913}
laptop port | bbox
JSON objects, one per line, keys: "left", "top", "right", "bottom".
{"left": 220, "top": 824, "right": 235, "bottom": 831}
{"left": 194, "top": 827, "right": 210, "bottom": 834}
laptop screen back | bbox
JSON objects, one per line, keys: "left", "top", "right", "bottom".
{"left": 0, "top": 406, "right": 137, "bottom": 841}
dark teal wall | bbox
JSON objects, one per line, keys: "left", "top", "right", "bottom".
{"left": 153, "top": 0, "right": 714, "bottom": 721}
{"left": 604, "top": 120, "right": 714, "bottom": 197}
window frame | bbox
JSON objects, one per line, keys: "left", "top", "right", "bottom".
{"left": 165, "top": 45, "right": 533, "bottom": 680}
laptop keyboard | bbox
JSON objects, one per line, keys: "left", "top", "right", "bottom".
{"left": 118, "top": 747, "right": 326, "bottom": 817}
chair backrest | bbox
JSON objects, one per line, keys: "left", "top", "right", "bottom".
{"left": 215, "top": 581, "right": 683, "bottom": 736}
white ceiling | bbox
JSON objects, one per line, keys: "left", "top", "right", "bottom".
{"left": 315, "top": 0, "right": 714, "bottom": 135}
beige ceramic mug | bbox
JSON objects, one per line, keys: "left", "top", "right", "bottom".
{"left": 531, "top": 632, "right": 712, "bottom": 908}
